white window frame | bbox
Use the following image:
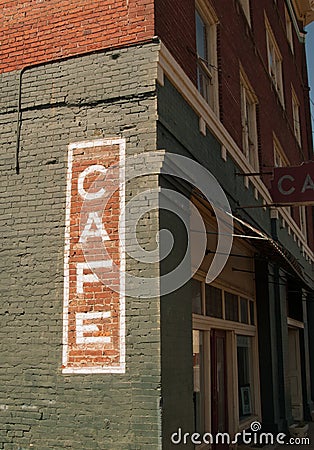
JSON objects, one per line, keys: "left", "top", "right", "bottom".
{"left": 273, "top": 134, "right": 289, "bottom": 168}
{"left": 195, "top": 0, "right": 219, "bottom": 114}
{"left": 285, "top": 5, "right": 294, "bottom": 53}
{"left": 291, "top": 86, "right": 301, "bottom": 146}
{"left": 265, "top": 16, "right": 285, "bottom": 106}
{"left": 240, "top": 69, "right": 259, "bottom": 170}
{"left": 239, "top": 0, "right": 251, "bottom": 26}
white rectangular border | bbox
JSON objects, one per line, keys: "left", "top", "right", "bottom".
{"left": 62, "top": 138, "right": 126, "bottom": 374}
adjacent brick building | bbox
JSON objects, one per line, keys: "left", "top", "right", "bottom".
{"left": 1, "top": 0, "right": 314, "bottom": 449}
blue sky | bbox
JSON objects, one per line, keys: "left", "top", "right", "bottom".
{"left": 305, "top": 22, "right": 314, "bottom": 148}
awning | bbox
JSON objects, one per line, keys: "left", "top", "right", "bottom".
{"left": 231, "top": 213, "right": 314, "bottom": 291}
{"left": 192, "top": 189, "right": 313, "bottom": 290}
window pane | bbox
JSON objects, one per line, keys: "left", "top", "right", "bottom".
{"left": 192, "top": 279, "right": 202, "bottom": 314}
{"left": 292, "top": 92, "right": 301, "bottom": 144}
{"left": 225, "top": 292, "right": 239, "bottom": 321}
{"left": 240, "top": 73, "right": 258, "bottom": 169}
{"left": 197, "top": 65, "right": 211, "bottom": 103}
{"left": 205, "top": 285, "right": 222, "bottom": 318}
{"left": 249, "top": 301, "right": 255, "bottom": 325}
{"left": 216, "top": 336, "right": 227, "bottom": 431}
{"left": 193, "top": 330, "right": 205, "bottom": 433}
{"left": 239, "top": 0, "right": 251, "bottom": 24}
{"left": 266, "top": 25, "right": 284, "bottom": 104}
{"left": 240, "top": 297, "right": 249, "bottom": 324}
{"left": 196, "top": 10, "right": 207, "bottom": 61}
{"left": 237, "top": 335, "right": 253, "bottom": 420}
{"left": 285, "top": 6, "right": 293, "bottom": 52}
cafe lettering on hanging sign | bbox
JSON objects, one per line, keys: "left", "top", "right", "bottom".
{"left": 62, "top": 139, "right": 125, "bottom": 374}
{"left": 270, "top": 161, "right": 314, "bottom": 205}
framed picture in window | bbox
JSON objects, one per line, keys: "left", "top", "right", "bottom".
{"left": 240, "top": 385, "right": 252, "bottom": 415}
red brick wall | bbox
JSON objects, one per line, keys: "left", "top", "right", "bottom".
{"left": 155, "top": 0, "right": 196, "bottom": 84}
{"left": 155, "top": 0, "right": 313, "bottom": 249}
{"left": 216, "top": 0, "right": 312, "bottom": 163}
{"left": 155, "top": 0, "right": 312, "bottom": 163}
{"left": 0, "top": 0, "right": 154, "bottom": 72}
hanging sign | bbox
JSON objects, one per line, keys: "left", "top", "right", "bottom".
{"left": 270, "top": 161, "right": 314, "bottom": 205}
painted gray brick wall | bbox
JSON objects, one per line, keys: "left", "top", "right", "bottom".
{"left": 0, "top": 42, "right": 161, "bottom": 450}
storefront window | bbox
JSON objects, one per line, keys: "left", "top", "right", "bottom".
{"left": 192, "top": 279, "right": 202, "bottom": 315}
{"left": 240, "top": 297, "right": 249, "bottom": 324}
{"left": 192, "top": 280, "right": 255, "bottom": 325}
{"left": 225, "top": 292, "right": 239, "bottom": 321}
{"left": 249, "top": 301, "right": 255, "bottom": 325}
{"left": 193, "top": 330, "right": 205, "bottom": 433}
{"left": 192, "top": 278, "right": 258, "bottom": 433}
{"left": 205, "top": 285, "right": 223, "bottom": 318}
{"left": 237, "top": 335, "right": 253, "bottom": 420}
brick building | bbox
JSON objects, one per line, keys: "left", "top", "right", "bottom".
{"left": 0, "top": 0, "right": 314, "bottom": 449}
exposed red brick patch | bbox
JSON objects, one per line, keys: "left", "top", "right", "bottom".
{"left": 0, "top": 0, "right": 154, "bottom": 72}
{"left": 63, "top": 139, "right": 125, "bottom": 373}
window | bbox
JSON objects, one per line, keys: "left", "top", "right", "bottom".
{"left": 225, "top": 292, "right": 239, "bottom": 321}
{"left": 292, "top": 87, "right": 301, "bottom": 145}
{"left": 193, "top": 280, "right": 255, "bottom": 326}
{"left": 193, "top": 330, "right": 205, "bottom": 433}
{"left": 239, "top": 0, "right": 251, "bottom": 25}
{"left": 285, "top": 5, "right": 294, "bottom": 52}
{"left": 237, "top": 336, "right": 254, "bottom": 420}
{"left": 205, "top": 284, "right": 222, "bottom": 318}
{"left": 192, "top": 278, "right": 202, "bottom": 314}
{"left": 273, "top": 135, "right": 289, "bottom": 168}
{"left": 240, "top": 70, "right": 259, "bottom": 170}
{"left": 240, "top": 297, "right": 249, "bottom": 324}
{"left": 192, "top": 279, "right": 259, "bottom": 431}
{"left": 249, "top": 301, "right": 255, "bottom": 325}
{"left": 195, "top": 2, "right": 219, "bottom": 112}
{"left": 266, "top": 18, "right": 284, "bottom": 105}
{"left": 274, "top": 147, "right": 285, "bottom": 168}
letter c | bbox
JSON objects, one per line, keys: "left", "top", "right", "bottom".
{"left": 278, "top": 174, "right": 295, "bottom": 196}
{"left": 78, "top": 164, "right": 107, "bottom": 200}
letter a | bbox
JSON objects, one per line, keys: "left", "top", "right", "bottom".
{"left": 301, "top": 174, "right": 314, "bottom": 193}
{"left": 79, "top": 212, "right": 110, "bottom": 243}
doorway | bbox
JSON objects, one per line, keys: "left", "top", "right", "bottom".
{"left": 211, "top": 330, "right": 228, "bottom": 447}
{"left": 287, "top": 327, "right": 303, "bottom": 421}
